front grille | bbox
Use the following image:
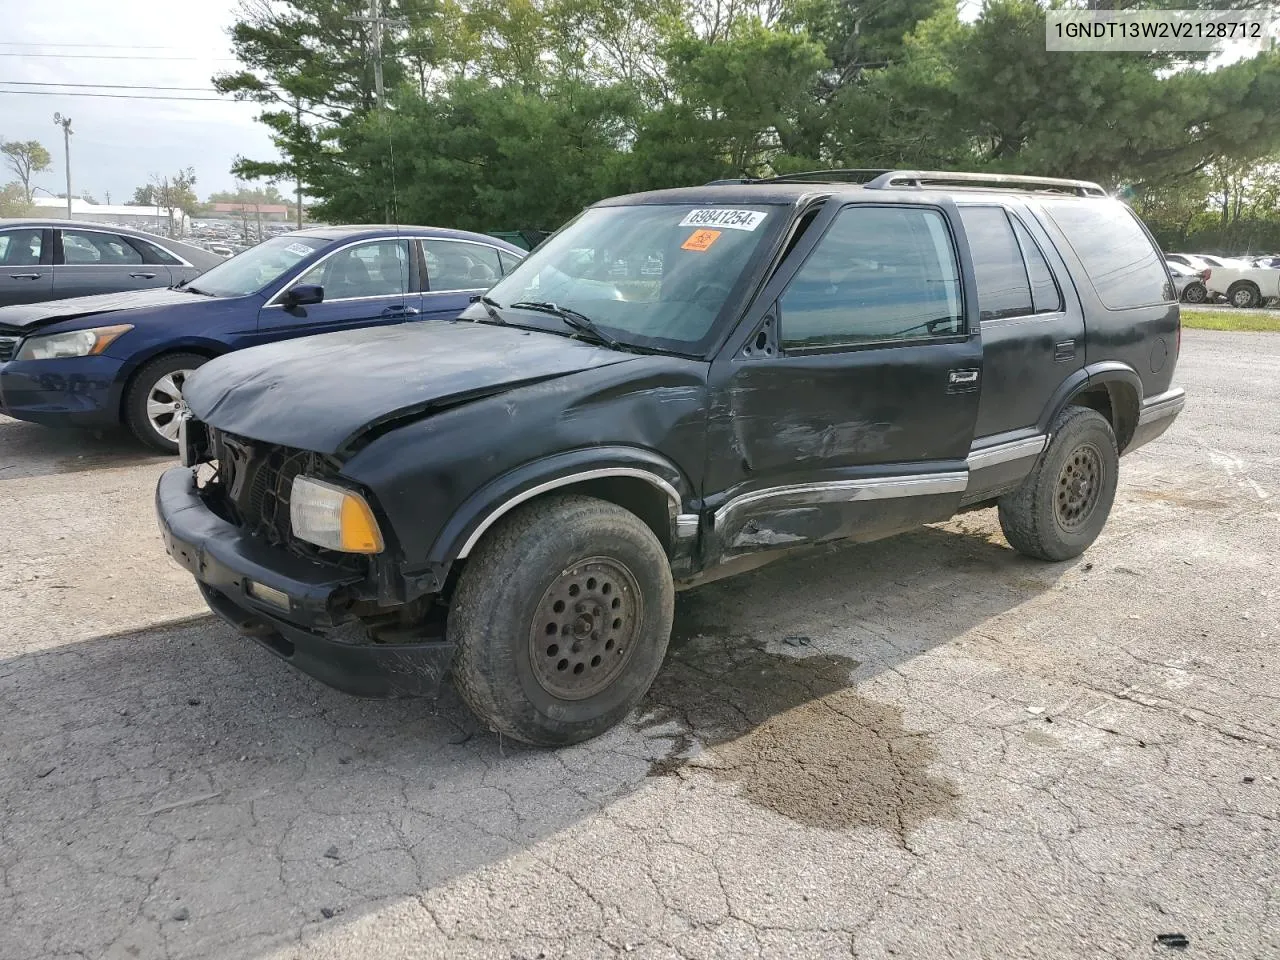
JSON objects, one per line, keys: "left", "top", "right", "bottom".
{"left": 0, "top": 335, "right": 19, "bottom": 362}
{"left": 201, "top": 427, "right": 365, "bottom": 570}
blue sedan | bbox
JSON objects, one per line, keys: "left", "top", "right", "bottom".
{"left": 0, "top": 225, "right": 525, "bottom": 450}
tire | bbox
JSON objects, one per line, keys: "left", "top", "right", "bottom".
{"left": 998, "top": 406, "right": 1119, "bottom": 562}
{"left": 124, "top": 352, "right": 207, "bottom": 453}
{"left": 449, "top": 494, "right": 675, "bottom": 746}
{"left": 1181, "top": 282, "right": 1207, "bottom": 304}
{"left": 1228, "top": 282, "right": 1261, "bottom": 309}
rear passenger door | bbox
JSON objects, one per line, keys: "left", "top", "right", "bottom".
{"left": 419, "top": 239, "right": 504, "bottom": 320}
{"left": 54, "top": 228, "right": 173, "bottom": 298}
{"left": 0, "top": 227, "right": 53, "bottom": 306}
{"left": 706, "top": 202, "right": 983, "bottom": 563}
{"left": 957, "top": 204, "right": 1084, "bottom": 446}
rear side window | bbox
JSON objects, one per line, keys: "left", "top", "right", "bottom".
{"left": 958, "top": 207, "right": 1032, "bottom": 321}
{"left": 61, "top": 230, "right": 143, "bottom": 265}
{"left": 780, "top": 205, "right": 963, "bottom": 350}
{"left": 1009, "top": 216, "right": 1063, "bottom": 314}
{"left": 1044, "top": 201, "right": 1172, "bottom": 309}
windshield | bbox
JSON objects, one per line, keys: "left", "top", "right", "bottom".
{"left": 477, "top": 203, "right": 779, "bottom": 352}
{"left": 187, "top": 235, "right": 328, "bottom": 297}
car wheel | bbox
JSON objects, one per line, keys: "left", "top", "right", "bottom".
{"left": 124, "top": 352, "right": 207, "bottom": 453}
{"left": 1228, "top": 282, "right": 1261, "bottom": 309}
{"left": 997, "top": 406, "right": 1119, "bottom": 562}
{"left": 1181, "top": 282, "right": 1207, "bottom": 304}
{"left": 449, "top": 493, "right": 675, "bottom": 747}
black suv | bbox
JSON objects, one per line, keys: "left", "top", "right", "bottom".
{"left": 157, "top": 170, "right": 1185, "bottom": 746}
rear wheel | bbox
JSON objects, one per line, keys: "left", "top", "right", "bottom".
{"left": 1228, "top": 282, "right": 1261, "bottom": 309}
{"left": 998, "top": 406, "right": 1118, "bottom": 562}
{"left": 1181, "top": 281, "right": 1207, "bottom": 304}
{"left": 449, "top": 494, "right": 674, "bottom": 746}
{"left": 124, "top": 352, "right": 206, "bottom": 453}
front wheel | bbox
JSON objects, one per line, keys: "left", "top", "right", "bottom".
{"left": 449, "top": 494, "right": 675, "bottom": 746}
{"left": 998, "top": 406, "right": 1119, "bottom": 562}
{"left": 124, "top": 352, "right": 207, "bottom": 453}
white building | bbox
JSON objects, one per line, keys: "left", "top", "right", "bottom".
{"left": 30, "top": 196, "right": 190, "bottom": 235}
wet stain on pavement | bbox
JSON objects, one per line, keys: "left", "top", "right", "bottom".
{"left": 640, "top": 598, "right": 959, "bottom": 844}
{"left": 1130, "top": 488, "right": 1227, "bottom": 511}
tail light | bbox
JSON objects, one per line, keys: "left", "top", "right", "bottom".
{"left": 1201, "top": 269, "right": 1211, "bottom": 281}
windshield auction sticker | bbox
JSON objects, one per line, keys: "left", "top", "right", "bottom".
{"left": 681, "top": 229, "right": 722, "bottom": 252}
{"left": 285, "top": 242, "right": 314, "bottom": 256}
{"left": 679, "top": 209, "right": 767, "bottom": 231}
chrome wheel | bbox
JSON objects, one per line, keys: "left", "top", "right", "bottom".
{"left": 528, "top": 556, "right": 642, "bottom": 701}
{"left": 1055, "top": 442, "right": 1102, "bottom": 531}
{"left": 1183, "top": 283, "right": 1206, "bottom": 304}
{"left": 146, "top": 369, "right": 192, "bottom": 442}
{"left": 1231, "top": 286, "right": 1258, "bottom": 308}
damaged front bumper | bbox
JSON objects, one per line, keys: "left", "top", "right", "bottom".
{"left": 155, "top": 466, "right": 454, "bottom": 698}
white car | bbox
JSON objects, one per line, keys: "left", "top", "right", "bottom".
{"left": 1203, "top": 257, "right": 1280, "bottom": 308}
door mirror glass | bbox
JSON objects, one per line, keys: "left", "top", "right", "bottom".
{"left": 284, "top": 284, "right": 324, "bottom": 307}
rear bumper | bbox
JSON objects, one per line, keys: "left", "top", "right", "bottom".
{"left": 156, "top": 466, "right": 453, "bottom": 698}
{"left": 0, "top": 355, "right": 123, "bottom": 427}
{"left": 1127, "top": 387, "right": 1185, "bottom": 454}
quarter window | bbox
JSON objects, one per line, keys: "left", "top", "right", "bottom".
{"left": 422, "top": 240, "right": 502, "bottom": 291}
{"left": 959, "top": 207, "right": 1032, "bottom": 321}
{"left": 0, "top": 229, "right": 42, "bottom": 265}
{"left": 295, "top": 239, "right": 410, "bottom": 299}
{"left": 135, "top": 239, "right": 183, "bottom": 266}
{"left": 61, "top": 230, "right": 143, "bottom": 265}
{"left": 1010, "top": 216, "right": 1063, "bottom": 314}
{"left": 1044, "top": 201, "right": 1172, "bottom": 308}
{"left": 779, "top": 206, "right": 963, "bottom": 350}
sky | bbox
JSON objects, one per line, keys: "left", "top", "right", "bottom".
{"left": 0, "top": 0, "right": 280, "bottom": 203}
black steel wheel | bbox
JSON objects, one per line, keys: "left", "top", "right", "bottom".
{"left": 449, "top": 493, "right": 675, "bottom": 746}
{"left": 999, "top": 406, "right": 1119, "bottom": 561}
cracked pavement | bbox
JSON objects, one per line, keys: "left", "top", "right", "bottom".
{"left": 1, "top": 329, "right": 1277, "bottom": 959}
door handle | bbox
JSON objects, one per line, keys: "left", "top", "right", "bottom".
{"left": 381, "top": 305, "right": 419, "bottom": 317}
{"left": 947, "top": 368, "right": 980, "bottom": 394}
{"left": 9, "top": 273, "right": 40, "bottom": 280}
{"left": 129, "top": 272, "right": 157, "bottom": 279}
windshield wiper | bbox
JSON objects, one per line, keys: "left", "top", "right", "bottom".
{"left": 170, "top": 277, "right": 190, "bottom": 290}
{"left": 476, "top": 294, "right": 506, "bottom": 324}
{"left": 510, "top": 300, "right": 623, "bottom": 350}
{"left": 183, "top": 285, "right": 214, "bottom": 297}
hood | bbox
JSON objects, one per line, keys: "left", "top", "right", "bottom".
{"left": 0, "top": 287, "right": 210, "bottom": 331}
{"left": 183, "top": 320, "right": 638, "bottom": 455}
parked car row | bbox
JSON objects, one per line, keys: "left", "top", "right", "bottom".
{"left": 0, "top": 224, "right": 526, "bottom": 450}
{"left": 1165, "top": 250, "right": 1280, "bottom": 307}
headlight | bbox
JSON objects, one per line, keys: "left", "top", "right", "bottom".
{"left": 14, "top": 324, "right": 133, "bottom": 361}
{"left": 290, "top": 477, "right": 384, "bottom": 554}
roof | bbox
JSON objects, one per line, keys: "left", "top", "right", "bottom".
{"left": 291, "top": 224, "right": 528, "bottom": 251}
{"left": 211, "top": 202, "right": 291, "bottom": 214}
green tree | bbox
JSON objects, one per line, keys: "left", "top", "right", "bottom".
{"left": 131, "top": 183, "right": 159, "bottom": 206}
{"left": 150, "top": 168, "right": 199, "bottom": 236}
{"left": 0, "top": 181, "right": 34, "bottom": 217}
{"left": 1, "top": 139, "right": 52, "bottom": 204}
{"left": 208, "top": 184, "right": 286, "bottom": 205}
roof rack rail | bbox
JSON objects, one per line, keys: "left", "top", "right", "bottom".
{"left": 864, "top": 170, "right": 1108, "bottom": 197}
{"left": 703, "top": 169, "right": 892, "bottom": 186}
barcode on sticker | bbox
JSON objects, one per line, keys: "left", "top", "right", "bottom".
{"left": 286, "top": 243, "right": 313, "bottom": 256}
{"left": 678, "top": 209, "right": 767, "bottom": 231}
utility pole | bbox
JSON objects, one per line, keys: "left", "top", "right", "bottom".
{"left": 255, "top": 203, "right": 263, "bottom": 242}
{"left": 52, "top": 113, "right": 72, "bottom": 218}
{"left": 295, "top": 98, "right": 304, "bottom": 228}
{"left": 348, "top": 0, "right": 406, "bottom": 110}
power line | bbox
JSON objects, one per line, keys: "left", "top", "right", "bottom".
{"left": 0, "top": 89, "right": 235, "bottom": 102}
{"left": 0, "top": 80, "right": 218, "bottom": 91}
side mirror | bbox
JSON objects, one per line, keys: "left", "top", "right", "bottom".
{"left": 284, "top": 284, "right": 324, "bottom": 307}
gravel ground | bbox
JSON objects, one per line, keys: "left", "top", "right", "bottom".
{"left": 0, "top": 330, "right": 1276, "bottom": 960}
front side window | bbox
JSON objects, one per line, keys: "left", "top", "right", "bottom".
{"left": 187, "top": 235, "right": 327, "bottom": 297}
{"left": 780, "top": 205, "right": 963, "bottom": 350}
{"left": 480, "top": 203, "right": 779, "bottom": 352}
{"left": 422, "top": 240, "right": 501, "bottom": 291}
{"left": 1043, "top": 200, "right": 1172, "bottom": 309}
{"left": 61, "top": 230, "right": 143, "bottom": 265}
{"left": 0, "top": 229, "right": 42, "bottom": 266}
{"left": 296, "top": 239, "right": 410, "bottom": 299}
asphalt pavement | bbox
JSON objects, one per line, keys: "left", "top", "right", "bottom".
{"left": 0, "top": 330, "right": 1276, "bottom": 959}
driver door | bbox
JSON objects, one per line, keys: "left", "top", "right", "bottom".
{"left": 257, "top": 238, "right": 420, "bottom": 340}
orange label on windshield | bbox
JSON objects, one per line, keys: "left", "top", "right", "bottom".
{"left": 681, "top": 229, "right": 721, "bottom": 252}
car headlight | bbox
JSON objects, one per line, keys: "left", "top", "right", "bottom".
{"left": 290, "top": 477, "right": 384, "bottom": 554}
{"left": 14, "top": 324, "right": 133, "bottom": 361}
